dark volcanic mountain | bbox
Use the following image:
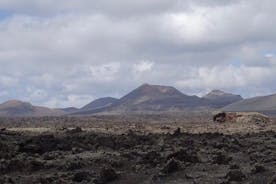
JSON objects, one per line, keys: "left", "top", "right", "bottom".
{"left": 0, "top": 85, "right": 247, "bottom": 117}
{"left": 203, "top": 89, "right": 243, "bottom": 108}
{"left": 0, "top": 100, "right": 65, "bottom": 117}
{"left": 81, "top": 97, "right": 118, "bottom": 111}
{"left": 222, "top": 93, "right": 276, "bottom": 116}
{"left": 109, "top": 84, "right": 209, "bottom": 111}
{"left": 75, "top": 84, "right": 211, "bottom": 115}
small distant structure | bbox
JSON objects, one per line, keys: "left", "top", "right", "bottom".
{"left": 213, "top": 111, "right": 271, "bottom": 125}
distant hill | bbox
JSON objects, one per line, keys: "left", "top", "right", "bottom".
{"left": 71, "top": 97, "right": 118, "bottom": 115}
{"left": 74, "top": 84, "right": 212, "bottom": 115}
{"left": 81, "top": 97, "right": 118, "bottom": 111}
{"left": 58, "top": 107, "right": 79, "bottom": 114}
{"left": 203, "top": 90, "right": 243, "bottom": 108}
{"left": 222, "top": 94, "right": 276, "bottom": 116}
{"left": 0, "top": 100, "right": 65, "bottom": 117}
{"left": 108, "top": 84, "right": 210, "bottom": 112}
{"left": 3, "top": 84, "right": 271, "bottom": 117}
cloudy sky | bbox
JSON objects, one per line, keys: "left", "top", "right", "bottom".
{"left": 0, "top": 0, "right": 276, "bottom": 108}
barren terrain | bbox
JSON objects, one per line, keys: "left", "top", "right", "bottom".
{"left": 1, "top": 114, "right": 276, "bottom": 183}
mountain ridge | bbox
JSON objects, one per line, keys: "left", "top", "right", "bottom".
{"left": 2, "top": 84, "right": 274, "bottom": 117}
{"left": 74, "top": 84, "right": 212, "bottom": 115}
{"left": 81, "top": 97, "right": 118, "bottom": 111}
{"left": 222, "top": 93, "right": 276, "bottom": 116}
{"left": 203, "top": 89, "right": 243, "bottom": 108}
{"left": 0, "top": 100, "right": 65, "bottom": 117}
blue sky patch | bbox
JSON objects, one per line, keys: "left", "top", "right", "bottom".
{"left": 229, "top": 60, "right": 242, "bottom": 67}
{"left": 0, "top": 10, "right": 12, "bottom": 21}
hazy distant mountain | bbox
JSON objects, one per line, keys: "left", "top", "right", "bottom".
{"left": 0, "top": 100, "right": 65, "bottom": 117}
{"left": 222, "top": 93, "right": 276, "bottom": 116}
{"left": 75, "top": 84, "right": 212, "bottom": 115}
{"left": 3, "top": 84, "right": 270, "bottom": 117}
{"left": 81, "top": 97, "right": 118, "bottom": 111}
{"left": 58, "top": 107, "right": 79, "bottom": 114}
{"left": 203, "top": 90, "right": 243, "bottom": 108}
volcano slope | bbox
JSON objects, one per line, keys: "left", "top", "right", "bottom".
{"left": 1, "top": 125, "right": 276, "bottom": 184}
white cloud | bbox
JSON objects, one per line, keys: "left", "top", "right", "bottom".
{"left": 0, "top": 91, "right": 8, "bottom": 98}
{"left": 175, "top": 64, "right": 274, "bottom": 91}
{"left": 0, "top": 75, "right": 18, "bottom": 87}
{"left": 265, "top": 53, "right": 274, "bottom": 58}
{"left": 89, "top": 62, "right": 121, "bottom": 82}
{"left": 0, "top": 0, "right": 276, "bottom": 107}
{"left": 42, "top": 94, "right": 94, "bottom": 108}
{"left": 133, "top": 60, "right": 154, "bottom": 73}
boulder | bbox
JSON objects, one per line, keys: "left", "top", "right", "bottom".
{"left": 213, "top": 112, "right": 270, "bottom": 125}
{"left": 161, "top": 159, "right": 181, "bottom": 174}
{"left": 96, "top": 167, "right": 118, "bottom": 183}
{"left": 213, "top": 112, "right": 227, "bottom": 122}
{"left": 226, "top": 169, "right": 246, "bottom": 182}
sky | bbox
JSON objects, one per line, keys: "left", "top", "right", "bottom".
{"left": 0, "top": 0, "right": 276, "bottom": 108}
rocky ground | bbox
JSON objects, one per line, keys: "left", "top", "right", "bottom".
{"left": 1, "top": 123, "right": 276, "bottom": 184}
